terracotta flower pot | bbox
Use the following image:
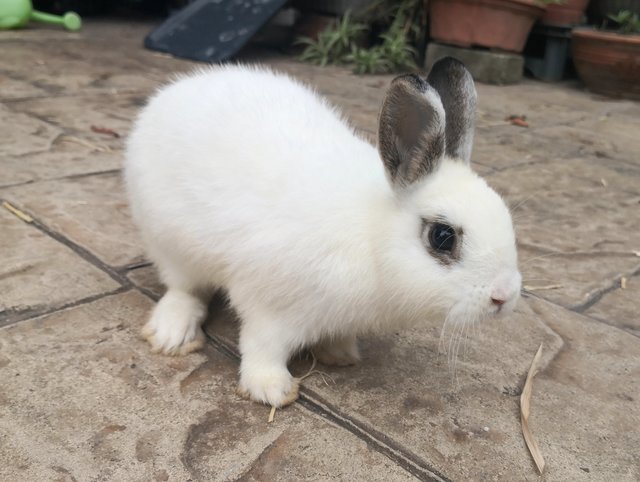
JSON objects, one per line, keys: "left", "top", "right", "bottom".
{"left": 572, "top": 28, "right": 640, "bottom": 100}
{"left": 429, "top": 0, "right": 545, "bottom": 53}
{"left": 542, "top": 0, "right": 589, "bottom": 25}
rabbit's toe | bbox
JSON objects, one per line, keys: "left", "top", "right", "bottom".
{"left": 238, "top": 368, "right": 299, "bottom": 408}
{"left": 141, "top": 290, "right": 207, "bottom": 356}
{"left": 142, "top": 323, "right": 205, "bottom": 355}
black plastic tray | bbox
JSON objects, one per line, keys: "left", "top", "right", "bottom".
{"left": 145, "top": 0, "right": 287, "bottom": 62}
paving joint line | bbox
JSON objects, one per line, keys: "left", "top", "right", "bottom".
{"left": 570, "top": 266, "right": 640, "bottom": 313}
{"left": 59, "top": 168, "right": 123, "bottom": 181}
{"left": 1, "top": 197, "right": 131, "bottom": 288}
{"left": 0, "top": 68, "right": 65, "bottom": 96}
{"left": 0, "top": 286, "right": 129, "bottom": 328}
{"left": 577, "top": 311, "right": 639, "bottom": 339}
{"left": 0, "top": 179, "right": 36, "bottom": 189}
{"left": 296, "top": 394, "right": 450, "bottom": 482}
{"left": 523, "top": 287, "right": 639, "bottom": 340}
{"left": 119, "top": 261, "right": 153, "bottom": 272}
{"left": 1, "top": 101, "right": 66, "bottom": 130}
{"left": 0, "top": 169, "right": 125, "bottom": 190}
{"left": 1, "top": 193, "right": 634, "bottom": 475}
{"left": 197, "top": 328, "right": 449, "bottom": 482}
{"left": 133, "top": 279, "right": 450, "bottom": 481}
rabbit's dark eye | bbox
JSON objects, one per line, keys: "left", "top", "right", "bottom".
{"left": 429, "top": 223, "right": 456, "bottom": 253}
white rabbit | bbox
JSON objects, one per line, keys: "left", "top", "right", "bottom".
{"left": 125, "top": 58, "right": 521, "bottom": 407}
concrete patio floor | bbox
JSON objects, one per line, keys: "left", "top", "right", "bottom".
{"left": 1, "top": 20, "right": 639, "bottom": 482}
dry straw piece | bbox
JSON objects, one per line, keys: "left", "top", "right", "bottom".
{"left": 523, "top": 284, "right": 563, "bottom": 291}
{"left": 60, "top": 135, "right": 111, "bottom": 152}
{"left": 266, "top": 352, "right": 335, "bottom": 423}
{"left": 521, "top": 343, "right": 545, "bottom": 474}
{"left": 2, "top": 201, "right": 33, "bottom": 223}
{"left": 268, "top": 406, "right": 276, "bottom": 423}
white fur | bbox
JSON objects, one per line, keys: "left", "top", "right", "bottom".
{"left": 125, "top": 65, "right": 520, "bottom": 407}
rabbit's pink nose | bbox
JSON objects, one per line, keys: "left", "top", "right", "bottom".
{"left": 490, "top": 270, "right": 521, "bottom": 309}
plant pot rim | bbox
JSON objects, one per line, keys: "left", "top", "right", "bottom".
{"left": 572, "top": 27, "right": 640, "bottom": 44}
{"left": 431, "top": 0, "right": 545, "bottom": 14}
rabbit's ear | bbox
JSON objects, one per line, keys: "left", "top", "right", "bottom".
{"left": 378, "top": 74, "right": 445, "bottom": 187}
{"left": 427, "top": 57, "right": 477, "bottom": 164}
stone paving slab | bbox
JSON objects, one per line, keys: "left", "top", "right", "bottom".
{"left": 0, "top": 74, "right": 47, "bottom": 100}
{"left": 2, "top": 18, "right": 640, "bottom": 482}
{"left": 7, "top": 94, "right": 141, "bottom": 150}
{"left": 585, "top": 275, "right": 640, "bottom": 336}
{"left": 125, "top": 264, "right": 640, "bottom": 481}
{"left": 0, "top": 24, "right": 191, "bottom": 97}
{"left": 279, "top": 302, "right": 637, "bottom": 480}
{"left": 471, "top": 83, "right": 640, "bottom": 170}
{"left": 0, "top": 291, "right": 417, "bottom": 482}
{"left": 1, "top": 138, "right": 121, "bottom": 188}
{"left": 0, "top": 104, "right": 62, "bottom": 158}
{"left": 1, "top": 172, "right": 144, "bottom": 268}
{"left": 488, "top": 156, "right": 640, "bottom": 308}
{"left": 0, "top": 206, "right": 120, "bottom": 326}
{"left": 127, "top": 265, "right": 165, "bottom": 300}
{"left": 525, "top": 122, "right": 639, "bottom": 168}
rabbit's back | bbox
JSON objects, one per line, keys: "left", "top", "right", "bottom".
{"left": 129, "top": 66, "right": 376, "bottom": 175}
{"left": 125, "top": 66, "right": 385, "bottom": 289}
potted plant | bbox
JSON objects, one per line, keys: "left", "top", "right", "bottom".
{"left": 297, "top": 1, "right": 425, "bottom": 74}
{"left": 428, "top": 0, "right": 558, "bottom": 53}
{"left": 542, "top": 0, "right": 590, "bottom": 25}
{"left": 572, "top": 10, "right": 640, "bottom": 99}
{"left": 589, "top": 0, "right": 640, "bottom": 21}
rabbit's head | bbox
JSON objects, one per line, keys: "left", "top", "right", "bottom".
{"left": 378, "top": 58, "right": 521, "bottom": 327}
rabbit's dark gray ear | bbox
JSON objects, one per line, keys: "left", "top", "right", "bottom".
{"left": 427, "top": 57, "right": 477, "bottom": 164}
{"left": 378, "top": 74, "right": 445, "bottom": 187}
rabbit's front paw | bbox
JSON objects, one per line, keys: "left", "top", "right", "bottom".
{"left": 313, "top": 335, "right": 360, "bottom": 366}
{"left": 141, "top": 290, "right": 207, "bottom": 356}
{"left": 237, "top": 367, "right": 299, "bottom": 407}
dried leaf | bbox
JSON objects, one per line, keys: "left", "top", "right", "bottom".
{"left": 2, "top": 201, "right": 33, "bottom": 223}
{"left": 521, "top": 343, "right": 545, "bottom": 474}
{"left": 506, "top": 114, "right": 529, "bottom": 128}
{"left": 91, "top": 125, "right": 120, "bottom": 138}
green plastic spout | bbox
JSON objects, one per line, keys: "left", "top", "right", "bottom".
{"left": 31, "top": 10, "right": 81, "bottom": 31}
